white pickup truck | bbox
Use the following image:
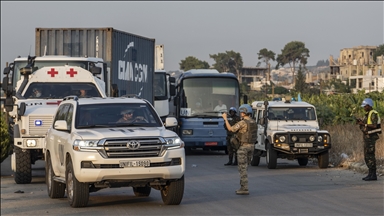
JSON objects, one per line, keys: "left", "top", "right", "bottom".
{"left": 45, "top": 96, "right": 185, "bottom": 207}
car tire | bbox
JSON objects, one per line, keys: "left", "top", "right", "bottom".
{"left": 46, "top": 152, "right": 65, "bottom": 198}
{"left": 297, "top": 158, "right": 309, "bottom": 166}
{"left": 14, "top": 147, "right": 32, "bottom": 184}
{"left": 318, "top": 151, "right": 329, "bottom": 169}
{"left": 251, "top": 151, "right": 260, "bottom": 166}
{"left": 133, "top": 186, "right": 151, "bottom": 197}
{"left": 161, "top": 175, "right": 184, "bottom": 205}
{"left": 66, "top": 157, "right": 89, "bottom": 208}
{"left": 266, "top": 143, "right": 277, "bottom": 169}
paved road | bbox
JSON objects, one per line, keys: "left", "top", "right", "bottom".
{"left": 1, "top": 150, "right": 383, "bottom": 215}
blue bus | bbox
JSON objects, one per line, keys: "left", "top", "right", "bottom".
{"left": 170, "top": 69, "right": 240, "bottom": 153}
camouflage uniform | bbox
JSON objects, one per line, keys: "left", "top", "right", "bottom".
{"left": 224, "top": 114, "right": 241, "bottom": 165}
{"left": 360, "top": 111, "right": 380, "bottom": 170}
{"left": 229, "top": 116, "right": 256, "bottom": 192}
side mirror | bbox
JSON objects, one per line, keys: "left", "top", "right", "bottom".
{"left": 54, "top": 120, "right": 69, "bottom": 131}
{"left": 170, "top": 85, "right": 176, "bottom": 97}
{"left": 4, "top": 97, "right": 14, "bottom": 112}
{"left": 3, "top": 66, "right": 11, "bottom": 75}
{"left": 90, "top": 66, "right": 102, "bottom": 75}
{"left": 164, "top": 117, "right": 177, "bottom": 128}
{"left": 18, "top": 102, "right": 26, "bottom": 116}
{"left": 2, "top": 77, "right": 8, "bottom": 92}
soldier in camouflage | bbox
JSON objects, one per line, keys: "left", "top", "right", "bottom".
{"left": 222, "top": 104, "right": 257, "bottom": 195}
{"left": 224, "top": 107, "right": 241, "bottom": 166}
{"left": 356, "top": 98, "right": 382, "bottom": 181}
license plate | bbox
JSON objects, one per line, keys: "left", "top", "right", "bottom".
{"left": 119, "top": 160, "right": 150, "bottom": 168}
{"left": 294, "top": 143, "right": 313, "bottom": 147}
{"left": 205, "top": 142, "right": 217, "bottom": 146}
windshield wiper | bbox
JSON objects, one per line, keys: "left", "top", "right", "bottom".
{"left": 115, "top": 123, "right": 144, "bottom": 127}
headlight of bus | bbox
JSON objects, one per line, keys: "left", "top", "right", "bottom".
{"left": 73, "top": 140, "right": 101, "bottom": 151}
{"left": 164, "top": 137, "right": 185, "bottom": 149}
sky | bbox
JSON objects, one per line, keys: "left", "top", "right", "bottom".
{"left": 1, "top": 1, "right": 383, "bottom": 79}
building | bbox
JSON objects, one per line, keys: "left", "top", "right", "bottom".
{"left": 239, "top": 66, "right": 268, "bottom": 90}
{"left": 329, "top": 46, "right": 384, "bottom": 93}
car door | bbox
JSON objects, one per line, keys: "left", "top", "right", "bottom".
{"left": 255, "top": 108, "right": 265, "bottom": 150}
{"left": 51, "top": 104, "right": 71, "bottom": 176}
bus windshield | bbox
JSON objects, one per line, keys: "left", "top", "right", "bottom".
{"left": 179, "top": 77, "right": 239, "bottom": 117}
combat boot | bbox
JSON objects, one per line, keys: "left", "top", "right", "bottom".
{"left": 236, "top": 187, "right": 249, "bottom": 195}
{"left": 224, "top": 154, "right": 233, "bottom": 166}
{"left": 232, "top": 155, "right": 238, "bottom": 166}
{"left": 365, "top": 169, "right": 377, "bottom": 181}
{"left": 362, "top": 170, "right": 372, "bottom": 180}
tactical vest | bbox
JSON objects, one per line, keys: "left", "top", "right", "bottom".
{"left": 367, "top": 110, "right": 382, "bottom": 135}
{"left": 239, "top": 119, "right": 258, "bottom": 143}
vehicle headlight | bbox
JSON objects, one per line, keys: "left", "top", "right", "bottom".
{"left": 279, "top": 135, "right": 286, "bottom": 143}
{"left": 26, "top": 139, "right": 37, "bottom": 147}
{"left": 164, "top": 137, "right": 184, "bottom": 149}
{"left": 182, "top": 129, "right": 193, "bottom": 135}
{"left": 309, "top": 135, "right": 315, "bottom": 142}
{"left": 318, "top": 136, "right": 323, "bottom": 142}
{"left": 291, "top": 136, "right": 297, "bottom": 142}
{"left": 73, "top": 139, "right": 101, "bottom": 151}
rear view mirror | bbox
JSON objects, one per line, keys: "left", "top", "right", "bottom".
{"left": 18, "top": 102, "right": 26, "bottom": 116}
{"left": 4, "top": 97, "right": 14, "bottom": 112}
{"left": 3, "top": 66, "right": 11, "bottom": 75}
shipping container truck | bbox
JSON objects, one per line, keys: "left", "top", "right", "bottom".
{"left": 35, "top": 27, "right": 155, "bottom": 104}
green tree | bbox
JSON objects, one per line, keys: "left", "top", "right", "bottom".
{"left": 209, "top": 50, "right": 243, "bottom": 81}
{"left": 276, "top": 41, "right": 310, "bottom": 85}
{"left": 294, "top": 64, "right": 308, "bottom": 94}
{"left": 1, "top": 112, "right": 11, "bottom": 163}
{"left": 257, "top": 48, "right": 275, "bottom": 81}
{"left": 179, "top": 56, "right": 210, "bottom": 71}
{"left": 373, "top": 44, "right": 384, "bottom": 62}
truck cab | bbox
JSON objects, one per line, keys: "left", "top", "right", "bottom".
{"left": 251, "top": 99, "right": 331, "bottom": 169}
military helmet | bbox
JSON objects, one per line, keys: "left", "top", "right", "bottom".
{"left": 238, "top": 104, "right": 252, "bottom": 114}
{"left": 229, "top": 107, "right": 237, "bottom": 113}
{"left": 361, "top": 98, "right": 373, "bottom": 107}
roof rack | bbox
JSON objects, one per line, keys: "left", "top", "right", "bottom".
{"left": 63, "top": 95, "right": 79, "bottom": 101}
{"left": 120, "top": 94, "right": 142, "bottom": 99}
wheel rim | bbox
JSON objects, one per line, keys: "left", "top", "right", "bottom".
{"left": 162, "top": 186, "right": 169, "bottom": 196}
{"left": 67, "top": 170, "right": 74, "bottom": 200}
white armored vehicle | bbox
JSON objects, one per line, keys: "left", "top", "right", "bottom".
{"left": 251, "top": 99, "right": 331, "bottom": 169}
{"left": 2, "top": 55, "right": 107, "bottom": 184}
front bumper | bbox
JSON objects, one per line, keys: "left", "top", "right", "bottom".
{"left": 71, "top": 148, "right": 185, "bottom": 183}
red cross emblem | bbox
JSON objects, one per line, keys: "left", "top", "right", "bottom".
{"left": 66, "top": 68, "right": 78, "bottom": 77}
{"left": 47, "top": 68, "right": 58, "bottom": 77}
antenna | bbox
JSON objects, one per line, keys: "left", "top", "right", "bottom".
{"left": 44, "top": 45, "right": 47, "bottom": 56}
{"left": 29, "top": 45, "right": 32, "bottom": 56}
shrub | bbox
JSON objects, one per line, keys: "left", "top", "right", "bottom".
{"left": 0, "top": 111, "right": 11, "bottom": 163}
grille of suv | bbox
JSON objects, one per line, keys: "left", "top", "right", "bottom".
{"left": 99, "top": 138, "right": 164, "bottom": 158}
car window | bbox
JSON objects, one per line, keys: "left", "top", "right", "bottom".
{"left": 75, "top": 103, "right": 163, "bottom": 128}
{"left": 54, "top": 104, "right": 70, "bottom": 122}
{"left": 65, "top": 105, "right": 74, "bottom": 131}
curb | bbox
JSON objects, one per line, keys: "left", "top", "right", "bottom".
{"left": 341, "top": 161, "right": 384, "bottom": 176}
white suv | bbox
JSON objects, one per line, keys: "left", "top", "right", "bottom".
{"left": 45, "top": 96, "right": 185, "bottom": 207}
{"left": 251, "top": 100, "right": 331, "bottom": 169}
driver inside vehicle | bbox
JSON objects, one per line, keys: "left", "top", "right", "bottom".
{"left": 117, "top": 109, "right": 135, "bottom": 123}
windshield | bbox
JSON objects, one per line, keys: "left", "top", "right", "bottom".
{"left": 13, "top": 60, "right": 88, "bottom": 87}
{"left": 268, "top": 107, "right": 316, "bottom": 121}
{"left": 154, "top": 72, "right": 167, "bottom": 98}
{"left": 23, "top": 83, "right": 102, "bottom": 99}
{"left": 179, "top": 77, "right": 239, "bottom": 117}
{"left": 75, "top": 103, "right": 162, "bottom": 128}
